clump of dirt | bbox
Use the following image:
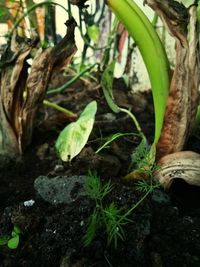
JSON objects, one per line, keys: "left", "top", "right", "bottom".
{"left": 1, "top": 77, "right": 200, "bottom": 267}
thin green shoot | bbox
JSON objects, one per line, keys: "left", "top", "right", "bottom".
{"left": 103, "top": 202, "right": 129, "bottom": 247}
{"left": 84, "top": 170, "right": 113, "bottom": 201}
{"left": 84, "top": 171, "right": 127, "bottom": 248}
{"left": 96, "top": 132, "right": 139, "bottom": 153}
{"left": 83, "top": 210, "right": 99, "bottom": 247}
{"left": 46, "top": 63, "right": 98, "bottom": 96}
{"left": 84, "top": 170, "right": 158, "bottom": 248}
{"left": 119, "top": 107, "right": 147, "bottom": 142}
{"left": 43, "top": 99, "right": 77, "bottom": 118}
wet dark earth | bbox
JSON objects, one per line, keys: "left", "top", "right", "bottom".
{"left": 1, "top": 78, "right": 200, "bottom": 267}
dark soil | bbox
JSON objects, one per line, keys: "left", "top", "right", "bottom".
{"left": 1, "top": 76, "right": 200, "bottom": 267}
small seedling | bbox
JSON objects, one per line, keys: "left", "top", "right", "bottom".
{"left": 126, "top": 138, "right": 160, "bottom": 181}
{"left": 84, "top": 171, "right": 159, "bottom": 248}
{"left": 0, "top": 226, "right": 21, "bottom": 250}
{"left": 84, "top": 171, "right": 129, "bottom": 248}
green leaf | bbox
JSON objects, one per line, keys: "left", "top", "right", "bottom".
{"left": 13, "top": 226, "right": 21, "bottom": 235}
{"left": 107, "top": 0, "right": 170, "bottom": 156}
{"left": 0, "top": 236, "right": 9, "bottom": 246}
{"left": 87, "top": 25, "right": 100, "bottom": 42}
{"left": 0, "top": 7, "right": 10, "bottom": 23}
{"left": 84, "top": 210, "right": 99, "bottom": 246}
{"left": 7, "top": 235, "right": 19, "bottom": 249}
{"left": 55, "top": 101, "right": 97, "bottom": 162}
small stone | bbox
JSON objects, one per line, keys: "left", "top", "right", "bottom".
{"left": 34, "top": 175, "right": 87, "bottom": 205}
{"left": 54, "top": 164, "right": 64, "bottom": 173}
{"left": 23, "top": 199, "right": 35, "bottom": 207}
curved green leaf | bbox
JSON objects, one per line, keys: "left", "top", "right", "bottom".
{"left": 7, "top": 235, "right": 19, "bottom": 249}
{"left": 55, "top": 101, "right": 97, "bottom": 162}
{"left": 107, "top": 0, "right": 170, "bottom": 147}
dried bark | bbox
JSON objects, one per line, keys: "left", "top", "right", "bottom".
{"left": 145, "top": 0, "right": 200, "bottom": 160}
{"left": 0, "top": 18, "right": 77, "bottom": 160}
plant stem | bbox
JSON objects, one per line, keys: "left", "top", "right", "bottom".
{"left": 46, "top": 63, "right": 97, "bottom": 96}
{"left": 67, "top": 0, "right": 72, "bottom": 18}
{"left": 43, "top": 99, "right": 77, "bottom": 118}
{"left": 119, "top": 107, "right": 146, "bottom": 142}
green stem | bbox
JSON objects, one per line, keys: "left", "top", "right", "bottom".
{"left": 151, "top": 13, "right": 158, "bottom": 28}
{"left": 119, "top": 178, "right": 155, "bottom": 223}
{"left": 43, "top": 99, "right": 77, "bottom": 118}
{"left": 119, "top": 107, "right": 147, "bottom": 142}
{"left": 67, "top": 0, "right": 72, "bottom": 17}
{"left": 46, "top": 63, "right": 97, "bottom": 96}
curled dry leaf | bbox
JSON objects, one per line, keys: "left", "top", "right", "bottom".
{"left": 154, "top": 151, "right": 200, "bottom": 189}
{"left": 0, "top": 17, "right": 77, "bottom": 159}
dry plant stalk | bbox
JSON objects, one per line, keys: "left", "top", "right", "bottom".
{"left": 0, "top": 18, "right": 77, "bottom": 159}
{"left": 145, "top": 0, "right": 200, "bottom": 160}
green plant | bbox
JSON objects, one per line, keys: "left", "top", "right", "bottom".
{"left": 95, "top": 132, "right": 139, "bottom": 154}
{"left": 55, "top": 101, "right": 97, "bottom": 162}
{"left": 84, "top": 171, "right": 129, "bottom": 248}
{"left": 0, "top": 226, "right": 21, "bottom": 250}
{"left": 106, "top": 0, "right": 170, "bottom": 153}
{"left": 106, "top": 0, "right": 200, "bottom": 187}
{"left": 84, "top": 170, "right": 158, "bottom": 248}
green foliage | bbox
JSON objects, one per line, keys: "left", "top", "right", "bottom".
{"left": 84, "top": 171, "right": 159, "bottom": 248}
{"left": 129, "top": 138, "right": 160, "bottom": 176}
{"left": 85, "top": 171, "right": 113, "bottom": 201}
{"left": 135, "top": 180, "right": 160, "bottom": 193}
{"left": 55, "top": 101, "right": 97, "bottom": 162}
{"left": 103, "top": 202, "right": 127, "bottom": 248}
{"left": 96, "top": 132, "right": 138, "bottom": 153}
{"left": 101, "top": 59, "right": 146, "bottom": 142}
{"left": 0, "top": 226, "right": 21, "bottom": 250}
{"left": 101, "top": 60, "right": 120, "bottom": 113}
{"left": 87, "top": 25, "right": 100, "bottom": 43}
{"left": 107, "top": 0, "right": 170, "bottom": 161}
{"left": 84, "top": 171, "right": 128, "bottom": 248}
{"left": 0, "top": 7, "right": 9, "bottom": 23}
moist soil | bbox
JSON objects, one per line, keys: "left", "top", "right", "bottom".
{"left": 1, "top": 76, "right": 200, "bottom": 267}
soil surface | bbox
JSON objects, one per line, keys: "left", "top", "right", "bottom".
{"left": 1, "top": 75, "right": 200, "bottom": 267}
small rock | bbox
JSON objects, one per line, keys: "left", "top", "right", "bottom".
{"left": 54, "top": 164, "right": 65, "bottom": 173}
{"left": 34, "top": 175, "right": 87, "bottom": 205}
{"left": 23, "top": 199, "right": 35, "bottom": 207}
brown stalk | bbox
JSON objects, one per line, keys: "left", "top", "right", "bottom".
{"left": 0, "top": 18, "right": 77, "bottom": 159}
{"left": 145, "top": 0, "right": 200, "bottom": 160}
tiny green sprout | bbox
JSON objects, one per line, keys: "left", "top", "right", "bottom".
{"left": 84, "top": 171, "right": 160, "bottom": 248}
{"left": 84, "top": 171, "right": 127, "bottom": 248}
{"left": 95, "top": 132, "right": 139, "bottom": 154}
{"left": 0, "top": 226, "right": 21, "bottom": 250}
